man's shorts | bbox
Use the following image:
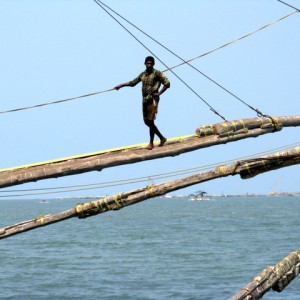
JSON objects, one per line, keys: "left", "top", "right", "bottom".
{"left": 143, "top": 98, "right": 159, "bottom": 121}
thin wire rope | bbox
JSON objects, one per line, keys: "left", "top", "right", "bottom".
{"left": 96, "top": 1, "right": 269, "bottom": 117}
{"left": 1, "top": 141, "right": 299, "bottom": 198}
{"left": 277, "top": 0, "right": 300, "bottom": 11}
{"left": 0, "top": 88, "right": 114, "bottom": 114}
{"left": 94, "top": 0, "right": 226, "bottom": 121}
{"left": 166, "top": 10, "right": 298, "bottom": 71}
{"left": 0, "top": 10, "right": 296, "bottom": 115}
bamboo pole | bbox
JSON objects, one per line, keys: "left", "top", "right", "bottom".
{"left": 0, "top": 146, "right": 299, "bottom": 240}
{"left": 0, "top": 115, "right": 299, "bottom": 189}
{"left": 230, "top": 250, "right": 300, "bottom": 300}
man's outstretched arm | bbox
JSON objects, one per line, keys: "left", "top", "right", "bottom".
{"left": 114, "top": 82, "right": 131, "bottom": 90}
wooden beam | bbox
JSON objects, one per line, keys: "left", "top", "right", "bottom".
{"left": 230, "top": 250, "right": 300, "bottom": 300}
{"left": 0, "top": 115, "right": 299, "bottom": 188}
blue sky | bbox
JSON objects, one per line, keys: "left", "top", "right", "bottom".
{"left": 1, "top": 0, "right": 299, "bottom": 198}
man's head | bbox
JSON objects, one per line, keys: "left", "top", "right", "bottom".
{"left": 145, "top": 56, "right": 155, "bottom": 65}
{"left": 145, "top": 56, "right": 155, "bottom": 71}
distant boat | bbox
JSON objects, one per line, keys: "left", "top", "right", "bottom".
{"left": 40, "top": 199, "right": 48, "bottom": 203}
{"left": 189, "top": 191, "right": 210, "bottom": 201}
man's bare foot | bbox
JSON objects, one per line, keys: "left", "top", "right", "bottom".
{"left": 146, "top": 143, "right": 154, "bottom": 150}
{"left": 159, "top": 138, "right": 167, "bottom": 147}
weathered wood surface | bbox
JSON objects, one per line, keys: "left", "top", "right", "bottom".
{"left": 0, "top": 115, "right": 299, "bottom": 189}
{"left": 230, "top": 250, "right": 300, "bottom": 300}
{"left": 0, "top": 146, "right": 299, "bottom": 240}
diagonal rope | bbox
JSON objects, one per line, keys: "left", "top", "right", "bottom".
{"left": 95, "top": 1, "right": 279, "bottom": 117}
{"left": 165, "top": 10, "right": 298, "bottom": 72}
{"left": 94, "top": 0, "right": 227, "bottom": 121}
{"left": 277, "top": 0, "right": 300, "bottom": 11}
{"left": 0, "top": 88, "right": 114, "bottom": 114}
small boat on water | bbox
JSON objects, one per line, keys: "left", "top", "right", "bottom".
{"left": 40, "top": 199, "right": 48, "bottom": 204}
{"left": 189, "top": 191, "right": 210, "bottom": 201}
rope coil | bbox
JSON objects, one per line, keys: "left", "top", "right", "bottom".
{"left": 76, "top": 193, "right": 127, "bottom": 218}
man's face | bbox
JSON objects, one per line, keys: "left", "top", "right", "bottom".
{"left": 145, "top": 61, "right": 154, "bottom": 71}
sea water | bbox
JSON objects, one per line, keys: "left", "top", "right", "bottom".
{"left": 0, "top": 196, "right": 299, "bottom": 300}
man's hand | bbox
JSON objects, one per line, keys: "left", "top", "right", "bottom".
{"left": 153, "top": 85, "right": 169, "bottom": 97}
{"left": 114, "top": 84, "right": 122, "bottom": 90}
{"left": 114, "top": 82, "right": 131, "bottom": 90}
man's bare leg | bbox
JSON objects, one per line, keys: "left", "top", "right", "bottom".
{"left": 145, "top": 123, "right": 155, "bottom": 150}
{"left": 159, "top": 137, "right": 167, "bottom": 146}
{"left": 144, "top": 119, "right": 166, "bottom": 150}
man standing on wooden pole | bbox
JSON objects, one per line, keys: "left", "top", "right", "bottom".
{"left": 115, "top": 56, "right": 170, "bottom": 150}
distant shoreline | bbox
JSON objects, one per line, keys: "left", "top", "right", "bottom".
{"left": 167, "top": 192, "right": 300, "bottom": 198}
{"left": 51, "top": 192, "right": 300, "bottom": 200}
{"left": 2, "top": 193, "right": 298, "bottom": 201}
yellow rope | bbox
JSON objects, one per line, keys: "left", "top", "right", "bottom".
{"left": 244, "top": 162, "right": 252, "bottom": 175}
{"left": 221, "top": 123, "right": 230, "bottom": 137}
{"left": 75, "top": 193, "right": 127, "bottom": 218}
{"left": 239, "top": 120, "right": 247, "bottom": 133}
{"left": 199, "top": 125, "right": 207, "bottom": 136}
{"left": 231, "top": 121, "right": 237, "bottom": 132}
{"left": 34, "top": 215, "right": 45, "bottom": 225}
{"left": 146, "top": 184, "right": 155, "bottom": 197}
{"left": 217, "top": 165, "right": 228, "bottom": 175}
{"left": 113, "top": 194, "right": 123, "bottom": 208}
